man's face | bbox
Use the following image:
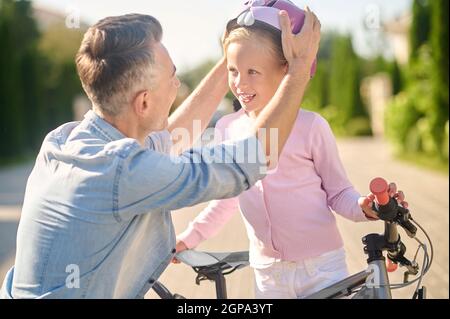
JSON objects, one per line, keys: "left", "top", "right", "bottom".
{"left": 146, "top": 42, "right": 180, "bottom": 130}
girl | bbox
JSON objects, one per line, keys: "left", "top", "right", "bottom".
{"left": 175, "top": 0, "right": 406, "bottom": 299}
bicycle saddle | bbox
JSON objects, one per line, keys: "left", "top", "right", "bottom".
{"left": 176, "top": 250, "right": 249, "bottom": 269}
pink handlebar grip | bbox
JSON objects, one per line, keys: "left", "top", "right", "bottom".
{"left": 370, "top": 177, "right": 390, "bottom": 206}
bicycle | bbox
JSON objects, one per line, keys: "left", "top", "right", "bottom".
{"left": 151, "top": 178, "right": 433, "bottom": 299}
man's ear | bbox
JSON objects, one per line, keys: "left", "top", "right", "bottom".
{"left": 132, "top": 90, "right": 151, "bottom": 117}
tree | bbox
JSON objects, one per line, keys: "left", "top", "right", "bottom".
{"left": 409, "top": 0, "right": 431, "bottom": 61}
{"left": 38, "top": 22, "right": 85, "bottom": 131}
{"left": 429, "top": 0, "right": 449, "bottom": 158}
{"left": 302, "top": 61, "right": 328, "bottom": 111}
{"left": 0, "top": 0, "right": 84, "bottom": 163}
{"left": 13, "top": 1, "right": 46, "bottom": 151}
{"left": 0, "top": 0, "right": 31, "bottom": 159}
{"left": 390, "top": 60, "right": 403, "bottom": 96}
{"left": 328, "top": 35, "right": 366, "bottom": 126}
{"left": 386, "top": 0, "right": 449, "bottom": 165}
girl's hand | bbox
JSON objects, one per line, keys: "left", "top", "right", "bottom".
{"left": 359, "top": 182, "right": 409, "bottom": 221}
{"left": 359, "top": 194, "right": 379, "bottom": 220}
{"left": 171, "top": 240, "right": 189, "bottom": 264}
{"left": 387, "top": 182, "right": 408, "bottom": 208}
{"left": 279, "top": 6, "right": 321, "bottom": 75}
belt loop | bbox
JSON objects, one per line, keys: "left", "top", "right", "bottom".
{"left": 304, "top": 258, "right": 317, "bottom": 277}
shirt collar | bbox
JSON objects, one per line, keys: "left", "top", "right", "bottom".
{"left": 83, "top": 110, "right": 127, "bottom": 142}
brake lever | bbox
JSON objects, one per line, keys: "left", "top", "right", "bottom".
{"left": 371, "top": 201, "right": 417, "bottom": 238}
{"left": 395, "top": 206, "right": 417, "bottom": 238}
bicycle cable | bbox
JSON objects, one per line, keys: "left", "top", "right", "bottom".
{"left": 411, "top": 217, "right": 434, "bottom": 274}
{"left": 387, "top": 218, "right": 433, "bottom": 293}
{"left": 362, "top": 218, "right": 433, "bottom": 293}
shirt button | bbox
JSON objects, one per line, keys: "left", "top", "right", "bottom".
{"left": 172, "top": 248, "right": 176, "bottom": 253}
{"left": 148, "top": 279, "right": 155, "bottom": 284}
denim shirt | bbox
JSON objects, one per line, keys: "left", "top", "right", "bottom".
{"left": 0, "top": 110, "right": 266, "bottom": 299}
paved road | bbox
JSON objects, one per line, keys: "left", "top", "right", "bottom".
{"left": 1, "top": 138, "right": 448, "bottom": 299}
{"left": 0, "top": 162, "right": 33, "bottom": 279}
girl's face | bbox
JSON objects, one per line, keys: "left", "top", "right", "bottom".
{"left": 226, "top": 36, "right": 287, "bottom": 115}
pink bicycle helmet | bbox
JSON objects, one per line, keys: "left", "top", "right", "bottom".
{"left": 226, "top": 0, "right": 317, "bottom": 77}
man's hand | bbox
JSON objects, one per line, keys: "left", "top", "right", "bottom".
{"left": 171, "top": 240, "right": 189, "bottom": 264}
{"left": 279, "top": 6, "right": 321, "bottom": 74}
{"left": 359, "top": 182, "right": 409, "bottom": 221}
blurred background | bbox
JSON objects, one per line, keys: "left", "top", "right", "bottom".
{"left": 0, "top": 0, "right": 448, "bottom": 299}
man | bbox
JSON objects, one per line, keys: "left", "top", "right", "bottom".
{"left": 1, "top": 11, "right": 322, "bottom": 298}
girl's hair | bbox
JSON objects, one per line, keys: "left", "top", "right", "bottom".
{"left": 223, "top": 20, "right": 288, "bottom": 112}
{"left": 223, "top": 20, "right": 287, "bottom": 66}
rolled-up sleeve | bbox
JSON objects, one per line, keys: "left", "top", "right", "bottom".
{"left": 117, "top": 136, "right": 267, "bottom": 217}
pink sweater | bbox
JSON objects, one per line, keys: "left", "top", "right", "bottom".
{"left": 178, "top": 109, "right": 370, "bottom": 267}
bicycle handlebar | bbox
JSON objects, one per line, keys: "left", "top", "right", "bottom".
{"left": 370, "top": 177, "right": 398, "bottom": 221}
{"left": 370, "top": 177, "right": 390, "bottom": 205}
{"left": 368, "top": 177, "right": 419, "bottom": 273}
{"left": 369, "top": 177, "right": 417, "bottom": 238}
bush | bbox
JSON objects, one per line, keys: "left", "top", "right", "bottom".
{"left": 405, "top": 124, "right": 422, "bottom": 153}
{"left": 385, "top": 92, "right": 422, "bottom": 153}
{"left": 318, "top": 105, "right": 372, "bottom": 137}
{"left": 384, "top": 0, "right": 448, "bottom": 171}
{"left": 417, "top": 117, "right": 440, "bottom": 156}
{"left": 302, "top": 61, "right": 328, "bottom": 111}
{"left": 346, "top": 117, "right": 372, "bottom": 136}
{"left": 443, "top": 121, "right": 449, "bottom": 160}
{"left": 386, "top": 44, "right": 448, "bottom": 166}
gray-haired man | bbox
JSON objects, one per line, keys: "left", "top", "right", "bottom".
{"left": 1, "top": 11, "right": 321, "bottom": 298}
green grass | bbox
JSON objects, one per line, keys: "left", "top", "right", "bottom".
{"left": 0, "top": 154, "right": 34, "bottom": 169}
{"left": 396, "top": 152, "right": 449, "bottom": 175}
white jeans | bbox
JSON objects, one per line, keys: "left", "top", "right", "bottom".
{"left": 253, "top": 247, "right": 349, "bottom": 299}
